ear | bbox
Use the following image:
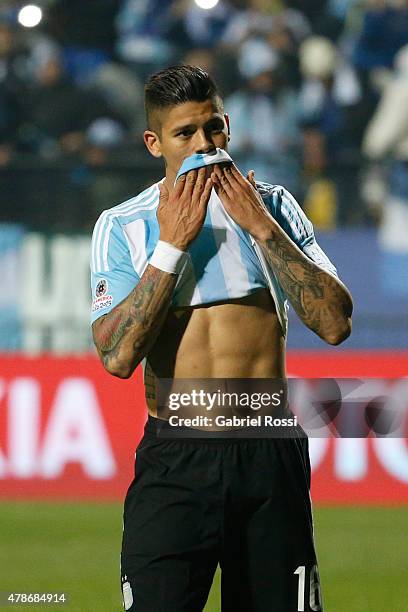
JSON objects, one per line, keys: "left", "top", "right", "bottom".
{"left": 224, "top": 113, "right": 230, "bottom": 140}
{"left": 144, "top": 130, "right": 162, "bottom": 159}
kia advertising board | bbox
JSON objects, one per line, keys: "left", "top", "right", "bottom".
{"left": 1, "top": 353, "right": 407, "bottom": 504}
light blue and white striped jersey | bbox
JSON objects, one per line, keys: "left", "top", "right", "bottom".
{"left": 90, "top": 181, "right": 337, "bottom": 335}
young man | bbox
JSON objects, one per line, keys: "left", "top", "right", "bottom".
{"left": 91, "top": 65, "right": 352, "bottom": 611}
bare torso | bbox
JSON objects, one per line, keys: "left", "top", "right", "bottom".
{"left": 145, "top": 288, "right": 286, "bottom": 415}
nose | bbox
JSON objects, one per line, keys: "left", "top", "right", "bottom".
{"left": 194, "top": 129, "right": 215, "bottom": 155}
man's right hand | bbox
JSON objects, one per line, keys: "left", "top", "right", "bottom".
{"left": 158, "top": 167, "right": 213, "bottom": 251}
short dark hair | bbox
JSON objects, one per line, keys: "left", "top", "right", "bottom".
{"left": 144, "top": 65, "right": 222, "bottom": 132}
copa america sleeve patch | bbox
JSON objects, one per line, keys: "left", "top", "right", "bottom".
{"left": 92, "top": 278, "right": 113, "bottom": 313}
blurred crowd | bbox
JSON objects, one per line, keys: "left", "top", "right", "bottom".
{"left": 1, "top": 0, "right": 408, "bottom": 233}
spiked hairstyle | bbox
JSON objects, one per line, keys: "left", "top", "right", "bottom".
{"left": 144, "top": 65, "right": 223, "bottom": 133}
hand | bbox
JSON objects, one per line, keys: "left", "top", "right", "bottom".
{"left": 211, "top": 164, "right": 275, "bottom": 241}
{"left": 158, "top": 167, "right": 213, "bottom": 251}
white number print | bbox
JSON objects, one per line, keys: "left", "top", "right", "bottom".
{"left": 294, "top": 564, "right": 322, "bottom": 611}
{"left": 309, "top": 564, "right": 322, "bottom": 611}
{"left": 294, "top": 566, "right": 305, "bottom": 611}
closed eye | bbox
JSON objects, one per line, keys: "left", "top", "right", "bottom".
{"left": 207, "top": 121, "right": 224, "bottom": 134}
{"left": 176, "top": 129, "right": 195, "bottom": 138}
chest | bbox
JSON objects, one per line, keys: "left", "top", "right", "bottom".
{"left": 123, "top": 191, "right": 267, "bottom": 306}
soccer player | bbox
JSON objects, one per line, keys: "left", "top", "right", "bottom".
{"left": 91, "top": 65, "right": 352, "bottom": 611}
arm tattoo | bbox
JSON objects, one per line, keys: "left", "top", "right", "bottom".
{"left": 93, "top": 265, "right": 178, "bottom": 374}
{"left": 259, "top": 229, "right": 352, "bottom": 341}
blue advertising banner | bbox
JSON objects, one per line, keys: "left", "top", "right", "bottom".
{"left": 0, "top": 224, "right": 25, "bottom": 350}
{"left": 288, "top": 229, "right": 408, "bottom": 349}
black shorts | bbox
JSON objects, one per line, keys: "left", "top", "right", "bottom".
{"left": 120, "top": 416, "right": 323, "bottom": 611}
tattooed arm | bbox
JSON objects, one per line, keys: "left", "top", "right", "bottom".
{"left": 212, "top": 164, "right": 353, "bottom": 345}
{"left": 92, "top": 168, "right": 213, "bottom": 378}
{"left": 92, "top": 265, "right": 177, "bottom": 378}
{"left": 257, "top": 229, "right": 353, "bottom": 344}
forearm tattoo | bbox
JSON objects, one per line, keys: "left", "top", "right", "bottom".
{"left": 93, "top": 265, "right": 177, "bottom": 372}
{"left": 260, "top": 231, "right": 352, "bottom": 340}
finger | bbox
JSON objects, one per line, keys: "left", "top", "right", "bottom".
{"left": 211, "top": 170, "right": 223, "bottom": 193}
{"left": 158, "top": 182, "right": 169, "bottom": 198}
{"left": 211, "top": 170, "right": 227, "bottom": 198}
{"left": 183, "top": 169, "right": 198, "bottom": 195}
{"left": 211, "top": 171, "right": 223, "bottom": 194}
{"left": 192, "top": 167, "right": 206, "bottom": 201}
{"left": 230, "top": 163, "right": 248, "bottom": 186}
{"left": 214, "top": 164, "right": 234, "bottom": 198}
{"left": 211, "top": 170, "right": 220, "bottom": 185}
{"left": 247, "top": 170, "right": 256, "bottom": 188}
{"left": 222, "top": 164, "right": 246, "bottom": 196}
{"left": 199, "top": 177, "right": 213, "bottom": 209}
{"left": 174, "top": 174, "right": 186, "bottom": 196}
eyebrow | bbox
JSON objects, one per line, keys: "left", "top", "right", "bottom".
{"left": 171, "top": 116, "right": 225, "bottom": 135}
{"left": 171, "top": 123, "right": 195, "bottom": 135}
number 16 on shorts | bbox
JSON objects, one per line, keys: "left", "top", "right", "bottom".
{"left": 294, "top": 565, "right": 322, "bottom": 611}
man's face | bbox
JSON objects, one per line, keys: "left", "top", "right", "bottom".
{"left": 144, "top": 98, "right": 229, "bottom": 179}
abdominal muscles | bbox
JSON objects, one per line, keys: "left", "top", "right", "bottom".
{"left": 148, "top": 288, "right": 286, "bottom": 380}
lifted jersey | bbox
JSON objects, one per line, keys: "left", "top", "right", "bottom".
{"left": 90, "top": 181, "right": 337, "bottom": 334}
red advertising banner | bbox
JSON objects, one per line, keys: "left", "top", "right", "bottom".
{"left": 0, "top": 356, "right": 144, "bottom": 500}
{"left": 289, "top": 351, "right": 408, "bottom": 504}
{"left": 0, "top": 353, "right": 407, "bottom": 504}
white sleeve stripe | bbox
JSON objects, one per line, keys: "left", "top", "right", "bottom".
{"left": 91, "top": 184, "right": 158, "bottom": 272}
{"left": 91, "top": 184, "right": 157, "bottom": 271}
{"left": 281, "top": 202, "right": 302, "bottom": 241}
{"left": 303, "top": 242, "right": 338, "bottom": 275}
{"left": 280, "top": 191, "right": 312, "bottom": 242}
{"left": 93, "top": 186, "right": 158, "bottom": 272}
{"left": 92, "top": 186, "right": 159, "bottom": 273}
{"left": 102, "top": 215, "right": 114, "bottom": 272}
{"left": 280, "top": 193, "right": 301, "bottom": 235}
{"left": 123, "top": 219, "right": 147, "bottom": 277}
{"left": 99, "top": 197, "right": 159, "bottom": 272}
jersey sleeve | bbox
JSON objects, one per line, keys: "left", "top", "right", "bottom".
{"left": 90, "top": 213, "right": 140, "bottom": 324}
{"left": 257, "top": 182, "right": 338, "bottom": 276}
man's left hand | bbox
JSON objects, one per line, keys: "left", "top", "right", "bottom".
{"left": 211, "top": 164, "right": 275, "bottom": 242}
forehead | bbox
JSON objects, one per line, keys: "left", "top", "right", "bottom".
{"left": 160, "top": 99, "right": 224, "bottom": 132}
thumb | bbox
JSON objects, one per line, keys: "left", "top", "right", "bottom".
{"left": 247, "top": 170, "right": 256, "bottom": 189}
